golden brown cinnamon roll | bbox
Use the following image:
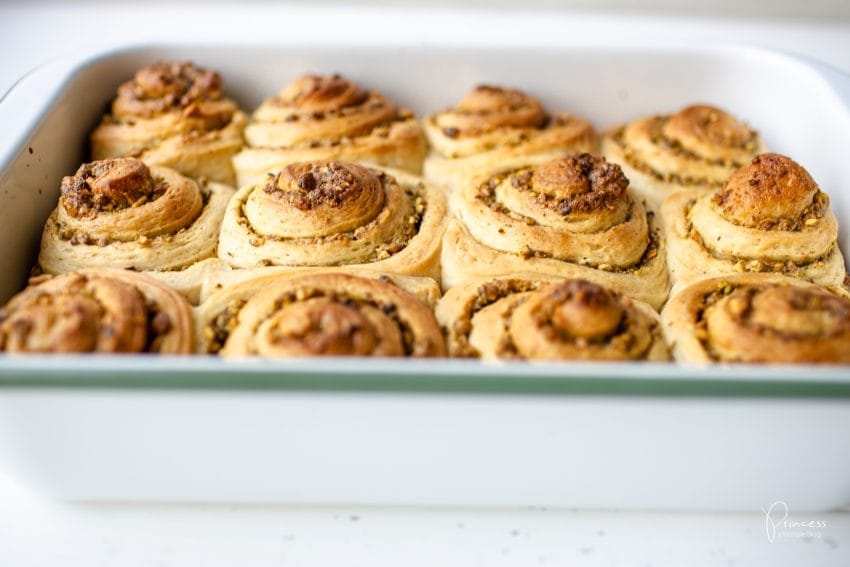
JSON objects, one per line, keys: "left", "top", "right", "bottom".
{"left": 602, "top": 104, "right": 766, "bottom": 209}
{"left": 233, "top": 74, "right": 426, "bottom": 187}
{"left": 662, "top": 274, "right": 850, "bottom": 364}
{"left": 663, "top": 153, "right": 846, "bottom": 291}
{"left": 423, "top": 85, "right": 597, "bottom": 192}
{"left": 197, "top": 267, "right": 441, "bottom": 353}
{"left": 436, "top": 276, "right": 668, "bottom": 361}
{"left": 0, "top": 269, "right": 193, "bottom": 354}
{"left": 441, "top": 154, "right": 669, "bottom": 309}
{"left": 217, "top": 160, "right": 447, "bottom": 281}
{"left": 38, "top": 158, "right": 234, "bottom": 303}
{"left": 90, "top": 61, "right": 246, "bottom": 186}
{"left": 202, "top": 271, "right": 444, "bottom": 357}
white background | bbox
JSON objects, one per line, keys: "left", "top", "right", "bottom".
{"left": 1, "top": 2, "right": 849, "bottom": 565}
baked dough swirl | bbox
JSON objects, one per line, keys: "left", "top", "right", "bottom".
{"left": 206, "top": 272, "right": 445, "bottom": 357}
{"left": 218, "top": 160, "right": 447, "bottom": 281}
{"left": 662, "top": 153, "right": 846, "bottom": 290}
{"left": 90, "top": 60, "right": 246, "bottom": 186}
{"left": 602, "top": 104, "right": 766, "bottom": 209}
{"left": 661, "top": 274, "right": 850, "bottom": 364}
{"left": 233, "top": 74, "right": 427, "bottom": 187}
{"left": 423, "top": 85, "right": 597, "bottom": 192}
{"left": 442, "top": 154, "right": 670, "bottom": 309}
{"left": 39, "top": 158, "right": 234, "bottom": 303}
{"left": 197, "top": 268, "right": 441, "bottom": 353}
{"left": 436, "top": 275, "right": 668, "bottom": 360}
{"left": 0, "top": 269, "right": 193, "bottom": 354}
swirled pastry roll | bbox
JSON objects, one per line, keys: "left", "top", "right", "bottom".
{"left": 663, "top": 153, "right": 846, "bottom": 291}
{"left": 602, "top": 104, "right": 766, "bottom": 209}
{"left": 38, "top": 158, "right": 234, "bottom": 303}
{"left": 218, "top": 160, "right": 447, "bottom": 281}
{"left": 201, "top": 271, "right": 444, "bottom": 357}
{"left": 441, "top": 154, "right": 670, "bottom": 310}
{"left": 90, "top": 61, "right": 246, "bottom": 186}
{"left": 436, "top": 276, "right": 668, "bottom": 360}
{"left": 197, "top": 268, "right": 441, "bottom": 353}
{"left": 423, "top": 85, "right": 597, "bottom": 192}
{"left": 233, "top": 74, "right": 426, "bottom": 187}
{"left": 662, "top": 274, "right": 850, "bottom": 364}
{"left": 0, "top": 269, "right": 193, "bottom": 354}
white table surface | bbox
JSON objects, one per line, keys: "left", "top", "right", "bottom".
{"left": 1, "top": 467, "right": 848, "bottom": 567}
{"left": 1, "top": 3, "right": 850, "bottom": 566}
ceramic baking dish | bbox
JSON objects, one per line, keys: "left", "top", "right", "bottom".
{"left": 0, "top": 43, "right": 848, "bottom": 511}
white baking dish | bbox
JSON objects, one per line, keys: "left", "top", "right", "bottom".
{"left": 0, "top": 43, "right": 848, "bottom": 511}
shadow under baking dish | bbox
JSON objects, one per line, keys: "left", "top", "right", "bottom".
{"left": 0, "top": 42, "right": 849, "bottom": 509}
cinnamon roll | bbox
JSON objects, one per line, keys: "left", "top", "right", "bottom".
{"left": 663, "top": 153, "right": 846, "bottom": 291}
{"left": 201, "top": 271, "right": 445, "bottom": 357}
{"left": 0, "top": 269, "right": 193, "bottom": 354}
{"left": 441, "top": 154, "right": 670, "bottom": 310}
{"left": 233, "top": 74, "right": 426, "bottom": 187}
{"left": 662, "top": 273, "right": 850, "bottom": 364}
{"left": 602, "top": 104, "right": 766, "bottom": 209}
{"left": 90, "top": 60, "right": 246, "bottom": 186}
{"left": 217, "top": 160, "right": 447, "bottom": 281}
{"left": 197, "top": 268, "right": 441, "bottom": 354}
{"left": 38, "top": 158, "right": 234, "bottom": 303}
{"left": 423, "top": 85, "right": 597, "bottom": 192}
{"left": 436, "top": 276, "right": 668, "bottom": 361}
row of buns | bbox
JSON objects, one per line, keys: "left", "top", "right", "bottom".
{"left": 86, "top": 62, "right": 762, "bottom": 202}
{"left": 5, "top": 266, "right": 847, "bottom": 364}
{"left": 1, "top": 60, "right": 847, "bottom": 363}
